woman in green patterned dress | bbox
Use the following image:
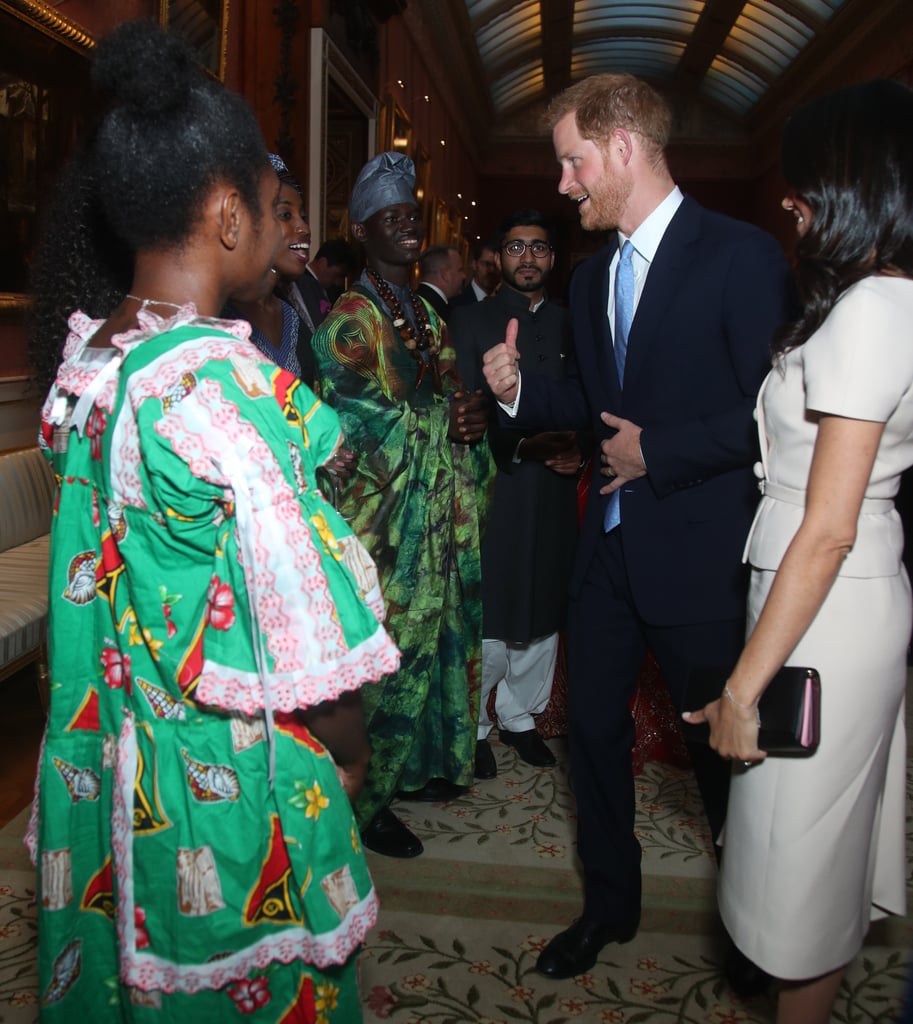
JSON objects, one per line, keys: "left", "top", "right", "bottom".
{"left": 26, "top": 20, "right": 398, "bottom": 1022}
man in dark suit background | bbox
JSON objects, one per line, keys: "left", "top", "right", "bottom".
{"left": 417, "top": 244, "right": 465, "bottom": 323}
{"left": 451, "top": 238, "right": 501, "bottom": 306}
{"left": 298, "top": 237, "right": 357, "bottom": 326}
{"left": 482, "top": 73, "right": 792, "bottom": 984}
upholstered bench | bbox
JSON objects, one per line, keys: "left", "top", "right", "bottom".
{"left": 0, "top": 446, "right": 55, "bottom": 705}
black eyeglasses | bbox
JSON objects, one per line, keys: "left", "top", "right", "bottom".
{"left": 502, "top": 240, "right": 552, "bottom": 259}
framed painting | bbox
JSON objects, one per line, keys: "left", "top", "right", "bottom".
{"left": 0, "top": 0, "right": 94, "bottom": 319}
{"left": 380, "top": 95, "right": 412, "bottom": 155}
{"left": 159, "top": 0, "right": 229, "bottom": 82}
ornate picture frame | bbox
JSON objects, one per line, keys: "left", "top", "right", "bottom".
{"left": 0, "top": 0, "right": 94, "bottom": 319}
{"left": 380, "top": 95, "right": 412, "bottom": 155}
{"left": 159, "top": 0, "right": 229, "bottom": 82}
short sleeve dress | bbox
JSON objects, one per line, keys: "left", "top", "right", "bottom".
{"left": 29, "top": 307, "right": 400, "bottom": 1020}
{"left": 719, "top": 275, "right": 913, "bottom": 979}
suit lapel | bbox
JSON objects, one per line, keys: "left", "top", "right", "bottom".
{"left": 623, "top": 196, "right": 701, "bottom": 392}
{"left": 585, "top": 243, "right": 622, "bottom": 410}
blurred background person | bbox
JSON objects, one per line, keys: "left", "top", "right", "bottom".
{"left": 299, "top": 237, "right": 358, "bottom": 326}
{"left": 417, "top": 244, "right": 465, "bottom": 323}
{"left": 452, "top": 238, "right": 500, "bottom": 306}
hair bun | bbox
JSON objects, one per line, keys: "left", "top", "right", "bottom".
{"left": 92, "top": 18, "right": 199, "bottom": 117}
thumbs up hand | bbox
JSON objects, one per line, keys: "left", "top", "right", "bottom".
{"left": 482, "top": 317, "right": 521, "bottom": 404}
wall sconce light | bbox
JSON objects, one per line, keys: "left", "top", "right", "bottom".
{"left": 440, "top": 139, "right": 446, "bottom": 147}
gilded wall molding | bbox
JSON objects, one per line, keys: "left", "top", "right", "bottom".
{"left": 0, "top": 0, "right": 94, "bottom": 54}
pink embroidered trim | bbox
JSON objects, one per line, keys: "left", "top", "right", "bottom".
{"left": 194, "top": 627, "right": 397, "bottom": 714}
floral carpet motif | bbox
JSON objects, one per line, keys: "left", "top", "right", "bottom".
{"left": 361, "top": 737, "right": 911, "bottom": 1023}
{"left": 0, "top": 738, "right": 910, "bottom": 1022}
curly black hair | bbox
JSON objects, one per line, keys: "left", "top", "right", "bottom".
{"left": 28, "top": 18, "right": 271, "bottom": 395}
{"left": 774, "top": 79, "right": 913, "bottom": 354}
{"left": 495, "top": 209, "right": 555, "bottom": 249}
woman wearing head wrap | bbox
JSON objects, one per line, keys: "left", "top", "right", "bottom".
{"left": 28, "top": 20, "right": 398, "bottom": 1020}
{"left": 223, "top": 155, "right": 315, "bottom": 383}
{"left": 311, "top": 152, "right": 493, "bottom": 858}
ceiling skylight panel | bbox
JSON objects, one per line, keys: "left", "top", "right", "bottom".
{"left": 476, "top": 3, "right": 541, "bottom": 71}
{"left": 785, "top": 0, "right": 847, "bottom": 19}
{"left": 702, "top": 69, "right": 758, "bottom": 113}
{"left": 490, "top": 61, "right": 544, "bottom": 112}
{"left": 574, "top": 0, "right": 704, "bottom": 35}
{"left": 726, "top": 23, "right": 792, "bottom": 77}
{"left": 572, "top": 38, "right": 687, "bottom": 78}
{"left": 740, "top": 1, "right": 813, "bottom": 54}
{"left": 702, "top": 54, "right": 767, "bottom": 112}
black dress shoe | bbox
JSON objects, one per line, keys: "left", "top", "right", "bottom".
{"left": 396, "top": 778, "right": 465, "bottom": 803}
{"left": 724, "top": 939, "right": 772, "bottom": 996}
{"left": 474, "top": 739, "right": 497, "bottom": 779}
{"left": 499, "top": 728, "right": 556, "bottom": 767}
{"left": 536, "top": 916, "right": 639, "bottom": 979}
{"left": 361, "top": 807, "right": 423, "bottom": 858}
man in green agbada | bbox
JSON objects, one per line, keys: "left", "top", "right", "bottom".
{"left": 311, "top": 152, "right": 493, "bottom": 858}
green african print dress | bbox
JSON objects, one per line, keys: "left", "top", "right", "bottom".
{"left": 28, "top": 308, "right": 400, "bottom": 1022}
{"left": 311, "top": 284, "right": 494, "bottom": 825}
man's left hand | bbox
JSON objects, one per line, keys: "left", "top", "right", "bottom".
{"left": 598, "top": 412, "right": 646, "bottom": 494}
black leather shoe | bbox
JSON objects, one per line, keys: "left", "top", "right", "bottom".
{"left": 536, "top": 916, "right": 639, "bottom": 979}
{"left": 474, "top": 739, "right": 497, "bottom": 779}
{"left": 396, "top": 778, "right": 465, "bottom": 803}
{"left": 724, "top": 940, "right": 772, "bottom": 996}
{"left": 361, "top": 807, "right": 423, "bottom": 858}
{"left": 499, "top": 728, "right": 556, "bottom": 767}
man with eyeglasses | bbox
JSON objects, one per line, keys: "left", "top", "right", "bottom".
{"left": 452, "top": 238, "right": 501, "bottom": 305}
{"left": 451, "top": 209, "right": 580, "bottom": 779}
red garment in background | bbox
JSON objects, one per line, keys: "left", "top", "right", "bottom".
{"left": 532, "top": 458, "right": 689, "bottom": 774}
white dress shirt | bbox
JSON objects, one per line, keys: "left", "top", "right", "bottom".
{"left": 608, "top": 186, "right": 683, "bottom": 348}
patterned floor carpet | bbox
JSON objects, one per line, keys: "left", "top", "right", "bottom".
{"left": 1, "top": 738, "right": 910, "bottom": 1022}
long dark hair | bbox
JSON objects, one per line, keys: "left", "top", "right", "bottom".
{"left": 774, "top": 79, "right": 913, "bottom": 354}
{"left": 29, "top": 19, "right": 271, "bottom": 394}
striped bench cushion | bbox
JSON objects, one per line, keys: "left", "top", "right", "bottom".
{"left": 0, "top": 534, "right": 50, "bottom": 670}
{"left": 0, "top": 447, "right": 55, "bottom": 552}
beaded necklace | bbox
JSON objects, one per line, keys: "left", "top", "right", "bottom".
{"left": 366, "top": 268, "right": 442, "bottom": 392}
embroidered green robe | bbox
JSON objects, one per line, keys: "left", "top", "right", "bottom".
{"left": 312, "top": 288, "right": 493, "bottom": 823}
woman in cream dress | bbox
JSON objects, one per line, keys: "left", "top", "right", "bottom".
{"left": 685, "top": 80, "right": 913, "bottom": 1024}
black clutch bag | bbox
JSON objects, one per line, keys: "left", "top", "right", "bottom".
{"left": 684, "top": 666, "right": 821, "bottom": 756}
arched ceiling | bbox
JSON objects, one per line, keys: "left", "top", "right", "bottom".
{"left": 468, "top": 0, "right": 848, "bottom": 120}
{"left": 403, "top": 0, "right": 908, "bottom": 150}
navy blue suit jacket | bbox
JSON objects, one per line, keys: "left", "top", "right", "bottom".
{"left": 513, "top": 195, "right": 793, "bottom": 626}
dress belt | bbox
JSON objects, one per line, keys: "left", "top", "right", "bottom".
{"left": 761, "top": 479, "right": 894, "bottom": 514}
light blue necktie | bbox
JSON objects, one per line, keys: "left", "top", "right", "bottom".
{"left": 604, "top": 240, "right": 635, "bottom": 532}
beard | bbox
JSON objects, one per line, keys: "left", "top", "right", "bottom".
{"left": 502, "top": 264, "right": 547, "bottom": 293}
{"left": 578, "top": 173, "right": 632, "bottom": 232}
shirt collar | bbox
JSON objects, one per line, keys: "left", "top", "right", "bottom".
{"left": 617, "top": 185, "right": 683, "bottom": 263}
{"left": 421, "top": 281, "right": 448, "bottom": 303}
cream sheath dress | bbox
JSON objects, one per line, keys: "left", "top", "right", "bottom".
{"left": 719, "top": 275, "right": 913, "bottom": 980}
